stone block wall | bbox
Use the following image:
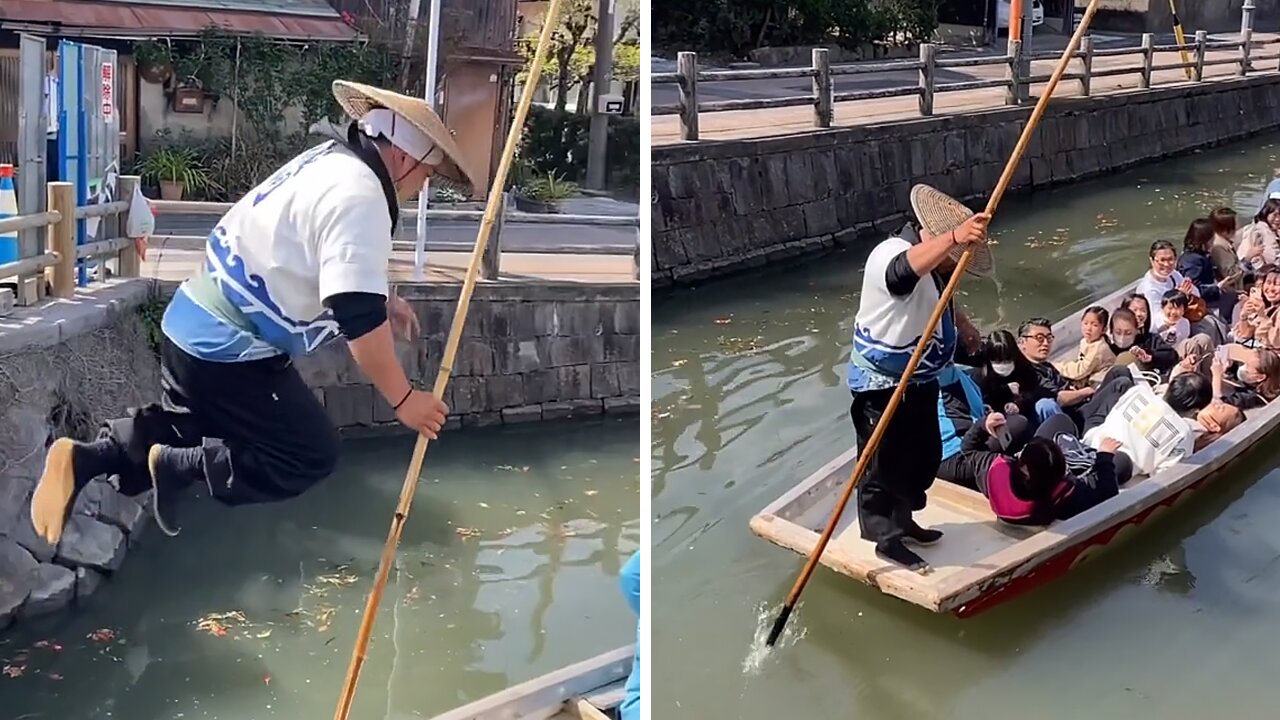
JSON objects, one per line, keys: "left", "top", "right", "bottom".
{"left": 652, "top": 74, "right": 1280, "bottom": 289}
{"left": 0, "top": 280, "right": 159, "bottom": 630}
{"left": 295, "top": 282, "right": 641, "bottom": 434}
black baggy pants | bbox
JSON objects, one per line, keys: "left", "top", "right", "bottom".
{"left": 850, "top": 380, "right": 942, "bottom": 544}
{"left": 106, "top": 337, "right": 340, "bottom": 505}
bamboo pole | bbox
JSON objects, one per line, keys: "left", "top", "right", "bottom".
{"left": 329, "top": 0, "right": 565, "bottom": 716}
{"left": 764, "top": 0, "right": 1105, "bottom": 648}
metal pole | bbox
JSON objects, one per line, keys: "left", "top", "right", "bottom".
{"left": 1242, "top": 0, "right": 1256, "bottom": 35}
{"left": 414, "top": 0, "right": 443, "bottom": 280}
{"left": 585, "top": 0, "right": 614, "bottom": 190}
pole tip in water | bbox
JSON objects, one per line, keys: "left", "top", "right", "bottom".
{"left": 764, "top": 605, "right": 793, "bottom": 647}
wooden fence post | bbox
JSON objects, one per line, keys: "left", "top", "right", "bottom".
{"left": 481, "top": 189, "right": 507, "bottom": 281}
{"left": 1005, "top": 39, "right": 1024, "bottom": 106}
{"left": 812, "top": 48, "right": 833, "bottom": 128}
{"left": 918, "top": 43, "right": 936, "bottom": 116}
{"left": 1239, "top": 28, "right": 1252, "bottom": 75}
{"left": 1078, "top": 35, "right": 1093, "bottom": 96}
{"left": 677, "top": 51, "right": 699, "bottom": 142}
{"left": 1140, "top": 33, "right": 1154, "bottom": 89}
{"left": 117, "top": 175, "right": 141, "bottom": 278}
{"left": 48, "top": 181, "right": 76, "bottom": 299}
{"left": 1194, "top": 30, "right": 1207, "bottom": 81}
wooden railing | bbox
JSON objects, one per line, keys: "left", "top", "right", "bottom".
{"left": 148, "top": 194, "right": 641, "bottom": 282}
{"left": 652, "top": 31, "right": 1280, "bottom": 141}
{"left": 0, "top": 175, "right": 141, "bottom": 310}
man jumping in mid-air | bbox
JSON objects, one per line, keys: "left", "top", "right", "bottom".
{"left": 31, "top": 79, "right": 480, "bottom": 543}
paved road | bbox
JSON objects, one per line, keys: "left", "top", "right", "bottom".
{"left": 154, "top": 213, "right": 638, "bottom": 254}
{"left": 650, "top": 31, "right": 1239, "bottom": 107}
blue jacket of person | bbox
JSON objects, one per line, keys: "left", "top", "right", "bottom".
{"left": 619, "top": 551, "right": 640, "bottom": 720}
{"left": 938, "top": 364, "right": 986, "bottom": 461}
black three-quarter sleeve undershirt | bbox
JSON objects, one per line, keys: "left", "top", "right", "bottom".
{"left": 885, "top": 250, "right": 923, "bottom": 297}
{"left": 324, "top": 292, "right": 388, "bottom": 340}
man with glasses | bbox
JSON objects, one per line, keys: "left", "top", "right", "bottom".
{"left": 1017, "top": 318, "right": 1095, "bottom": 430}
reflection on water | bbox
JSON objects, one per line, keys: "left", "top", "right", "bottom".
{"left": 1, "top": 417, "right": 638, "bottom": 719}
{"left": 653, "top": 136, "right": 1280, "bottom": 719}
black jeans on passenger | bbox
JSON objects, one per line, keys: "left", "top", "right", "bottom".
{"left": 1079, "top": 367, "right": 1137, "bottom": 435}
{"left": 850, "top": 381, "right": 941, "bottom": 545}
{"left": 105, "top": 337, "right": 341, "bottom": 505}
{"left": 1037, "top": 396, "right": 1135, "bottom": 485}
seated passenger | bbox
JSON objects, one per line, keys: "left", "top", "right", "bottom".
{"left": 1055, "top": 305, "right": 1116, "bottom": 388}
{"left": 1079, "top": 371, "right": 1230, "bottom": 476}
{"left": 937, "top": 364, "right": 1032, "bottom": 483}
{"left": 619, "top": 550, "right": 640, "bottom": 720}
{"left": 1017, "top": 317, "right": 1094, "bottom": 426}
{"left": 972, "top": 329, "right": 1042, "bottom": 416}
{"left": 942, "top": 413, "right": 1123, "bottom": 526}
{"left": 1156, "top": 290, "right": 1192, "bottom": 347}
{"left": 1215, "top": 344, "right": 1280, "bottom": 410}
{"left": 1111, "top": 300, "right": 1178, "bottom": 375}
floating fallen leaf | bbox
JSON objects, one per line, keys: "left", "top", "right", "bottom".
{"left": 477, "top": 502, "right": 490, "bottom": 509}
{"left": 254, "top": 630, "right": 273, "bottom": 639}
{"left": 584, "top": 490, "right": 598, "bottom": 496}
{"left": 47, "top": 673, "right": 63, "bottom": 681}
{"left": 455, "top": 527, "right": 482, "bottom": 539}
{"left": 264, "top": 674, "right": 272, "bottom": 685}
{"left": 314, "top": 571, "right": 358, "bottom": 588}
{"left": 713, "top": 317, "right": 732, "bottom": 325}
{"left": 2, "top": 664, "right": 23, "bottom": 678}
{"left": 87, "top": 629, "right": 116, "bottom": 643}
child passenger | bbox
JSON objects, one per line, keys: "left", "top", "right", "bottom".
{"left": 1055, "top": 306, "right": 1116, "bottom": 387}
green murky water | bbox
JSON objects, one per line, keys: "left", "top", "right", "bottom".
{"left": 1, "top": 417, "right": 639, "bottom": 719}
{"left": 653, "top": 134, "right": 1280, "bottom": 718}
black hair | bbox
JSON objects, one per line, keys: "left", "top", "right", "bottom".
{"left": 1164, "top": 372, "right": 1213, "bottom": 415}
{"left": 1183, "top": 218, "right": 1215, "bottom": 255}
{"left": 1109, "top": 307, "right": 1137, "bottom": 332}
{"left": 1017, "top": 437, "right": 1068, "bottom": 498}
{"left": 1082, "top": 306, "right": 1109, "bottom": 327}
{"left": 1161, "top": 289, "right": 1188, "bottom": 309}
{"left": 1210, "top": 207, "right": 1238, "bottom": 238}
{"left": 1017, "top": 317, "right": 1053, "bottom": 338}
{"left": 1149, "top": 239, "right": 1177, "bottom": 259}
{"left": 1120, "top": 293, "right": 1153, "bottom": 334}
{"left": 985, "top": 329, "right": 1021, "bottom": 364}
{"left": 1256, "top": 197, "right": 1280, "bottom": 225}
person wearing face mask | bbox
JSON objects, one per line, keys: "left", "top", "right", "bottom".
{"left": 1111, "top": 302, "right": 1178, "bottom": 375}
{"left": 29, "top": 81, "right": 482, "bottom": 544}
{"left": 974, "top": 329, "right": 1042, "bottom": 415}
{"left": 1214, "top": 345, "right": 1280, "bottom": 410}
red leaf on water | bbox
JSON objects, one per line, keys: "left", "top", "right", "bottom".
{"left": 2, "top": 664, "right": 24, "bottom": 678}
{"left": 263, "top": 674, "right": 272, "bottom": 685}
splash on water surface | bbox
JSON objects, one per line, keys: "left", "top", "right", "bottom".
{"left": 741, "top": 601, "right": 808, "bottom": 676}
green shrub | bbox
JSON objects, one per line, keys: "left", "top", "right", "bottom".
{"left": 518, "top": 105, "right": 639, "bottom": 190}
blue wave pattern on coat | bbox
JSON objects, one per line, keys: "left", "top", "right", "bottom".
{"left": 847, "top": 304, "right": 956, "bottom": 391}
{"left": 161, "top": 142, "right": 344, "bottom": 362}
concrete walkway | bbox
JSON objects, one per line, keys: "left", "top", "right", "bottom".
{"left": 653, "top": 32, "right": 1280, "bottom": 144}
{"left": 139, "top": 236, "right": 637, "bottom": 286}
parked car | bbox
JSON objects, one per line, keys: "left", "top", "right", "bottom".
{"left": 997, "top": 0, "right": 1046, "bottom": 30}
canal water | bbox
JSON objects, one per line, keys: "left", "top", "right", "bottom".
{"left": 1, "top": 417, "right": 639, "bottom": 719}
{"left": 653, "top": 133, "right": 1280, "bottom": 718}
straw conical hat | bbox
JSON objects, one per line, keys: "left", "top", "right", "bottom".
{"left": 331, "top": 80, "right": 481, "bottom": 198}
{"left": 909, "top": 184, "right": 994, "bottom": 278}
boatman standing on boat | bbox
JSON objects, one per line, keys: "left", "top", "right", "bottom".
{"left": 847, "top": 186, "right": 991, "bottom": 572}
{"left": 29, "top": 80, "right": 481, "bottom": 544}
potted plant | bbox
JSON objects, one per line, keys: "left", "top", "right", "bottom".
{"left": 136, "top": 146, "right": 212, "bottom": 201}
{"left": 514, "top": 171, "right": 578, "bottom": 214}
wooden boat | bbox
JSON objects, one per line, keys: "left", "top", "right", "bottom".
{"left": 750, "top": 279, "right": 1280, "bottom": 618}
{"left": 428, "top": 645, "right": 633, "bottom": 720}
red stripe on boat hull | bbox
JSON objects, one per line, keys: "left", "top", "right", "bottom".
{"left": 951, "top": 468, "right": 1214, "bottom": 618}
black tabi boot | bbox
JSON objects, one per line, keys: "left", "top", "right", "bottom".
{"left": 146, "top": 445, "right": 203, "bottom": 537}
{"left": 901, "top": 516, "right": 944, "bottom": 547}
{"left": 875, "top": 539, "right": 931, "bottom": 574}
{"left": 32, "top": 437, "right": 127, "bottom": 544}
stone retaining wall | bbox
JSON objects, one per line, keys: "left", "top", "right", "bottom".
{"left": 0, "top": 278, "right": 638, "bottom": 631}
{"left": 652, "top": 74, "right": 1280, "bottom": 289}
